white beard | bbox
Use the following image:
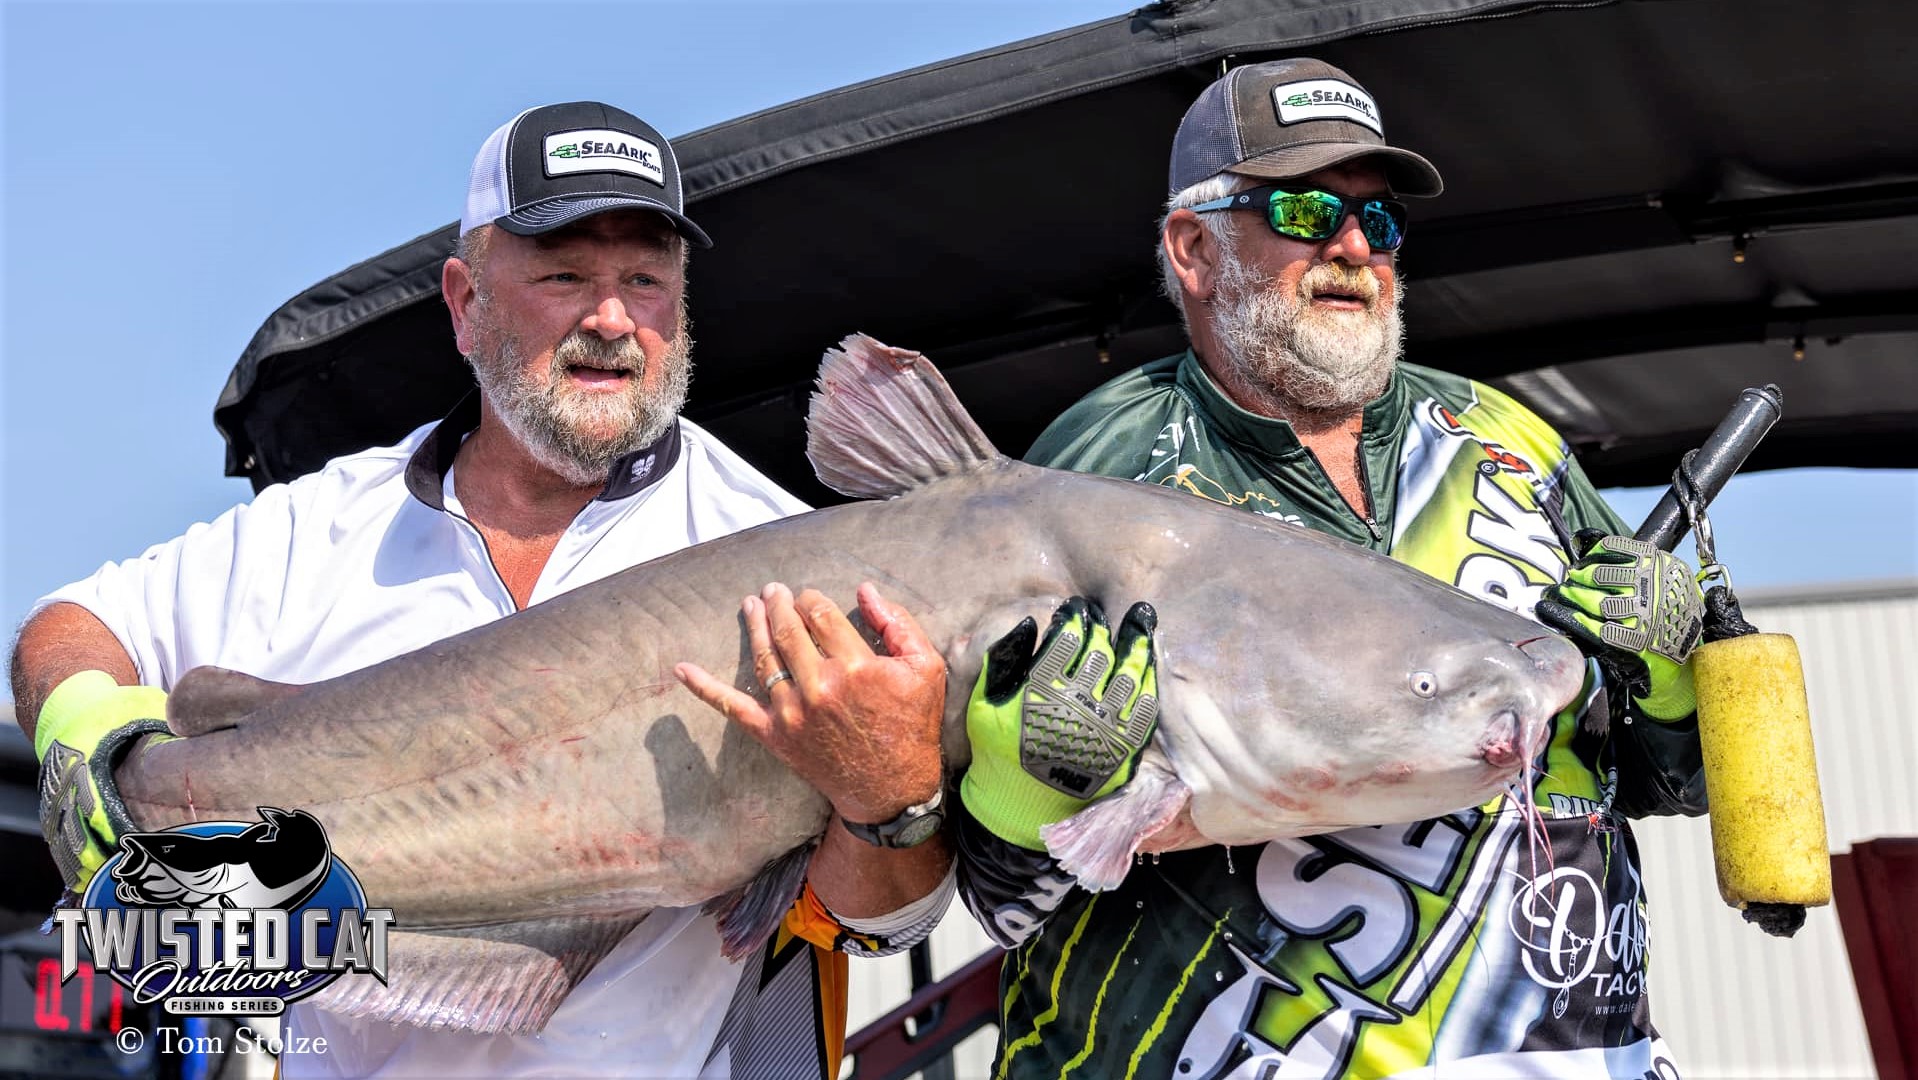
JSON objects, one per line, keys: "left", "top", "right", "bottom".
{"left": 1212, "top": 257, "right": 1403, "bottom": 412}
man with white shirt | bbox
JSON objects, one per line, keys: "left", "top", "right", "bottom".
{"left": 13, "top": 101, "right": 954, "bottom": 1078}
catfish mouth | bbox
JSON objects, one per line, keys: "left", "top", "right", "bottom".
{"left": 1478, "top": 708, "right": 1539, "bottom": 771}
{"left": 1472, "top": 634, "right": 1585, "bottom": 772}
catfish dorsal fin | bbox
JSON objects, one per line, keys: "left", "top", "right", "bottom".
{"left": 806, "top": 333, "right": 1003, "bottom": 499}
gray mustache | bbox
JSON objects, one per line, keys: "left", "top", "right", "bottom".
{"left": 555, "top": 332, "right": 647, "bottom": 372}
{"left": 1300, "top": 266, "right": 1381, "bottom": 303}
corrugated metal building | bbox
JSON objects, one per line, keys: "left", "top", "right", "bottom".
{"left": 846, "top": 579, "right": 1918, "bottom": 1079}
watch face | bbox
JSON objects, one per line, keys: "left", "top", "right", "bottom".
{"left": 894, "top": 812, "right": 944, "bottom": 848}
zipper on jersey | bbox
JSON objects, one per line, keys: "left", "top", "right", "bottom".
{"left": 1355, "top": 449, "right": 1384, "bottom": 544}
{"left": 1300, "top": 445, "right": 1384, "bottom": 547}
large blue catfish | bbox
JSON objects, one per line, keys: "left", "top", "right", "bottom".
{"left": 114, "top": 335, "right": 1585, "bottom": 1034}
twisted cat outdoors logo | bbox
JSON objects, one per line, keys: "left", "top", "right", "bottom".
{"left": 50, "top": 807, "right": 393, "bottom": 1018}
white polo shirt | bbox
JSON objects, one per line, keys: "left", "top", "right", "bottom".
{"left": 44, "top": 401, "right": 811, "bottom": 1078}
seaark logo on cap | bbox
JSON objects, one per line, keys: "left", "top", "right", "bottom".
{"left": 544, "top": 128, "right": 665, "bottom": 186}
{"left": 1272, "top": 79, "right": 1383, "bottom": 135}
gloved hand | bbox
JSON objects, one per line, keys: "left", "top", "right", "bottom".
{"left": 34, "top": 671, "right": 174, "bottom": 892}
{"left": 1537, "top": 531, "right": 1704, "bottom": 720}
{"left": 960, "top": 597, "right": 1159, "bottom": 849}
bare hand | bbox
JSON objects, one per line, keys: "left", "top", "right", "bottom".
{"left": 675, "top": 582, "right": 946, "bottom": 823}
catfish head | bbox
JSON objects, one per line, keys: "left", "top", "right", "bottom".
{"left": 1148, "top": 543, "right": 1589, "bottom": 847}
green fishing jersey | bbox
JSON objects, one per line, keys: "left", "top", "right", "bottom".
{"left": 955, "top": 352, "right": 1686, "bottom": 1080}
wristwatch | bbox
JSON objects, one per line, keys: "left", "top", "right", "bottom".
{"left": 840, "top": 786, "right": 946, "bottom": 849}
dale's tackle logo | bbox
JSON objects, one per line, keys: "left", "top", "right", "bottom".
{"left": 52, "top": 807, "right": 392, "bottom": 1018}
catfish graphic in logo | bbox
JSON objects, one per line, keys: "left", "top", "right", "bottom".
{"left": 111, "top": 806, "right": 331, "bottom": 910}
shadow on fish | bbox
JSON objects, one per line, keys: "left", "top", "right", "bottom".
{"left": 113, "top": 806, "right": 331, "bottom": 911}
{"left": 111, "top": 335, "right": 1587, "bottom": 1035}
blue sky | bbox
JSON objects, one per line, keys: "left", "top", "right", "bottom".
{"left": 3, "top": 1, "right": 1913, "bottom": 639}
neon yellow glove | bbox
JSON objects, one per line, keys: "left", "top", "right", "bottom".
{"left": 1537, "top": 531, "right": 1703, "bottom": 720}
{"left": 960, "top": 598, "right": 1159, "bottom": 849}
{"left": 35, "top": 671, "right": 174, "bottom": 892}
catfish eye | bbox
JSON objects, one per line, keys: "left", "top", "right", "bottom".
{"left": 1410, "top": 672, "right": 1438, "bottom": 698}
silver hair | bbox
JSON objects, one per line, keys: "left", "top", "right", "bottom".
{"left": 454, "top": 224, "right": 494, "bottom": 284}
{"left": 1156, "top": 173, "right": 1254, "bottom": 329}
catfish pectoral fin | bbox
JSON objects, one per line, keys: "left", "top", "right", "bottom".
{"left": 306, "top": 914, "right": 646, "bottom": 1035}
{"left": 1040, "top": 756, "right": 1192, "bottom": 892}
{"left": 703, "top": 841, "right": 814, "bottom": 961}
{"left": 169, "top": 667, "right": 307, "bottom": 736}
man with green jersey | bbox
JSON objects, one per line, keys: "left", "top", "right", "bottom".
{"left": 953, "top": 58, "right": 1705, "bottom": 1079}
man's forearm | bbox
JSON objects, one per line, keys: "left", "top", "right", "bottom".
{"left": 10, "top": 602, "right": 139, "bottom": 742}
{"left": 808, "top": 815, "right": 953, "bottom": 920}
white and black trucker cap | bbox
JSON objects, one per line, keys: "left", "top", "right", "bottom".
{"left": 461, "top": 101, "right": 712, "bottom": 248}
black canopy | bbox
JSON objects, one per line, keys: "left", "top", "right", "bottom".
{"left": 215, "top": 0, "right": 1918, "bottom": 505}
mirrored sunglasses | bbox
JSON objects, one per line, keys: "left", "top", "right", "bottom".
{"left": 1189, "top": 185, "right": 1408, "bottom": 252}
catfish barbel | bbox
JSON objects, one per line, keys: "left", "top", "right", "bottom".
{"left": 111, "top": 334, "right": 1586, "bottom": 1034}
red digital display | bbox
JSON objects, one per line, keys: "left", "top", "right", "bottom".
{"left": 1, "top": 949, "right": 129, "bottom": 1036}
{"left": 32, "top": 959, "right": 125, "bottom": 1033}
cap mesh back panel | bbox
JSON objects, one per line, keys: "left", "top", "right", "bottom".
{"left": 461, "top": 111, "right": 523, "bottom": 235}
{"left": 1169, "top": 82, "right": 1246, "bottom": 191}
